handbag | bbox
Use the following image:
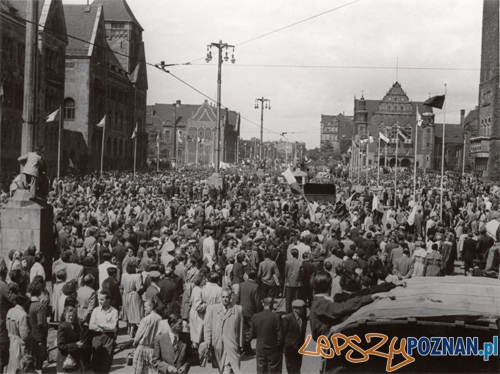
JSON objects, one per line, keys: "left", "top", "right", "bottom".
{"left": 63, "top": 354, "right": 77, "bottom": 370}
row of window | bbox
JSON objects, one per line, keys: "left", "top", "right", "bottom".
{"left": 379, "top": 103, "right": 413, "bottom": 112}
{"left": 479, "top": 117, "right": 492, "bottom": 137}
{"left": 379, "top": 123, "right": 413, "bottom": 141}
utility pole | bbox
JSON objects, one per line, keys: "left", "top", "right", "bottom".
{"left": 255, "top": 97, "right": 271, "bottom": 159}
{"left": 206, "top": 40, "right": 235, "bottom": 183}
{"left": 173, "top": 100, "right": 181, "bottom": 168}
{"left": 21, "top": 0, "right": 38, "bottom": 155}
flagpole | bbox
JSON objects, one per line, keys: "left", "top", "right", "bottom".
{"left": 57, "top": 105, "right": 62, "bottom": 180}
{"left": 413, "top": 112, "right": 418, "bottom": 202}
{"left": 440, "top": 84, "right": 447, "bottom": 221}
{"left": 157, "top": 136, "right": 160, "bottom": 172}
{"left": 134, "top": 131, "right": 137, "bottom": 178}
{"left": 462, "top": 133, "right": 466, "bottom": 176}
{"left": 357, "top": 139, "right": 361, "bottom": 185}
{"left": 394, "top": 122, "right": 398, "bottom": 208}
{"left": 377, "top": 135, "right": 380, "bottom": 189}
{"left": 100, "top": 121, "right": 105, "bottom": 176}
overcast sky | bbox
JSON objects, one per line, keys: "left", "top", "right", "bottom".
{"left": 67, "top": 0, "right": 484, "bottom": 148}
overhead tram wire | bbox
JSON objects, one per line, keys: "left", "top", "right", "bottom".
{"left": 19, "top": 13, "right": 480, "bottom": 139}
{"left": 184, "top": 0, "right": 362, "bottom": 64}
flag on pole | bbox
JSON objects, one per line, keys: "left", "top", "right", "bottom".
{"left": 45, "top": 108, "right": 60, "bottom": 122}
{"left": 416, "top": 107, "right": 428, "bottom": 129}
{"left": 424, "top": 95, "right": 445, "bottom": 109}
{"left": 307, "top": 202, "right": 316, "bottom": 222}
{"left": 131, "top": 123, "right": 138, "bottom": 139}
{"left": 69, "top": 159, "right": 76, "bottom": 169}
{"left": 0, "top": 82, "right": 3, "bottom": 102}
{"left": 345, "top": 192, "right": 356, "bottom": 208}
{"left": 156, "top": 134, "right": 160, "bottom": 143}
{"left": 177, "top": 130, "right": 183, "bottom": 143}
{"left": 197, "top": 136, "right": 203, "bottom": 144}
{"left": 407, "top": 204, "right": 420, "bottom": 226}
{"left": 372, "top": 194, "right": 379, "bottom": 211}
{"left": 97, "top": 116, "right": 106, "bottom": 127}
{"left": 347, "top": 146, "right": 352, "bottom": 154}
{"left": 379, "top": 132, "right": 390, "bottom": 143}
{"left": 368, "top": 134, "right": 375, "bottom": 143}
{"left": 282, "top": 168, "right": 302, "bottom": 194}
{"left": 397, "top": 129, "right": 407, "bottom": 142}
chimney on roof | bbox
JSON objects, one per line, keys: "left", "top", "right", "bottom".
{"left": 460, "top": 109, "right": 465, "bottom": 126}
{"left": 176, "top": 100, "right": 181, "bottom": 106}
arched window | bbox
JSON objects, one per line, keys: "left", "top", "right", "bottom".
{"left": 64, "top": 98, "right": 75, "bottom": 120}
{"left": 388, "top": 124, "right": 397, "bottom": 140}
{"left": 164, "top": 130, "right": 171, "bottom": 143}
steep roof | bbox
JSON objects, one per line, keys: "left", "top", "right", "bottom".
{"left": 63, "top": 4, "right": 100, "bottom": 56}
{"left": 92, "top": 0, "right": 143, "bottom": 30}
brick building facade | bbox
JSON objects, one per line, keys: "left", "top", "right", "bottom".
{"left": 63, "top": 0, "right": 148, "bottom": 172}
{"left": 146, "top": 100, "right": 240, "bottom": 166}
{"left": 0, "top": 0, "right": 67, "bottom": 177}
{"left": 475, "top": 0, "right": 500, "bottom": 180}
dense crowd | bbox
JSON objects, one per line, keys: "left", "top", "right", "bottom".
{"left": 0, "top": 164, "right": 499, "bottom": 374}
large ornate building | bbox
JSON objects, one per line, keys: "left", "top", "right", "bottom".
{"left": 320, "top": 113, "right": 354, "bottom": 159}
{"left": 62, "top": 0, "right": 148, "bottom": 171}
{"left": 146, "top": 100, "right": 240, "bottom": 166}
{"left": 0, "top": 0, "right": 68, "bottom": 176}
{"left": 473, "top": 0, "right": 500, "bottom": 180}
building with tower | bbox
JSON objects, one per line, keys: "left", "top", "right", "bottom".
{"left": 473, "top": 0, "right": 500, "bottom": 180}
{"left": 62, "top": 0, "right": 148, "bottom": 171}
{"left": 145, "top": 100, "right": 240, "bottom": 166}
{"left": 320, "top": 113, "right": 354, "bottom": 160}
{"left": 353, "top": 82, "right": 435, "bottom": 169}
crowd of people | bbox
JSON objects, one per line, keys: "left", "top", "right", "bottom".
{"left": 0, "top": 163, "right": 499, "bottom": 374}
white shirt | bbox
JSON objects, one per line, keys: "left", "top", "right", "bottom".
{"left": 89, "top": 305, "right": 119, "bottom": 333}
{"left": 98, "top": 262, "right": 117, "bottom": 290}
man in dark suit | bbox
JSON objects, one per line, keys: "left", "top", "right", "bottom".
{"left": 282, "top": 299, "right": 307, "bottom": 374}
{"left": 158, "top": 267, "right": 180, "bottom": 306}
{"left": 237, "top": 269, "right": 263, "bottom": 355}
{"left": 285, "top": 249, "right": 303, "bottom": 314}
{"left": 152, "top": 312, "right": 190, "bottom": 374}
{"left": 462, "top": 232, "right": 477, "bottom": 275}
{"left": 101, "top": 267, "right": 122, "bottom": 311}
{"left": 251, "top": 297, "right": 284, "bottom": 374}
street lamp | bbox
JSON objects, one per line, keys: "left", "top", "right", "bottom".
{"left": 206, "top": 40, "right": 235, "bottom": 184}
{"left": 255, "top": 97, "right": 271, "bottom": 160}
{"left": 173, "top": 100, "right": 181, "bottom": 168}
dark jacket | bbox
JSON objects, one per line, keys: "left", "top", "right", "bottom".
{"left": 310, "top": 294, "right": 373, "bottom": 341}
{"left": 237, "top": 280, "right": 263, "bottom": 318}
{"left": 282, "top": 312, "right": 307, "bottom": 351}
{"left": 101, "top": 276, "right": 122, "bottom": 310}
{"left": 57, "top": 321, "right": 82, "bottom": 373}
{"left": 251, "top": 309, "right": 283, "bottom": 355}
{"left": 152, "top": 331, "right": 190, "bottom": 374}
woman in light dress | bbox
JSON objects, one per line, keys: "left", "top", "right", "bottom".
{"left": 189, "top": 275, "right": 206, "bottom": 350}
{"left": 121, "top": 260, "right": 145, "bottom": 337}
{"left": 133, "top": 299, "right": 162, "bottom": 374}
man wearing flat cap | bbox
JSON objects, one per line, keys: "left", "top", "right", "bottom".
{"left": 282, "top": 299, "right": 307, "bottom": 374}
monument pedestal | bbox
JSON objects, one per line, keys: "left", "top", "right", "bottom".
{"left": 208, "top": 172, "right": 224, "bottom": 188}
{"left": 1, "top": 190, "right": 54, "bottom": 274}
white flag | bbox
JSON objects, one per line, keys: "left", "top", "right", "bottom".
{"left": 372, "top": 194, "right": 379, "bottom": 212}
{"left": 177, "top": 130, "right": 183, "bottom": 144}
{"left": 282, "top": 168, "right": 297, "bottom": 185}
{"left": 131, "top": 124, "right": 138, "bottom": 139}
{"left": 97, "top": 116, "right": 106, "bottom": 127}
{"left": 368, "top": 135, "right": 375, "bottom": 143}
{"left": 45, "top": 108, "right": 60, "bottom": 122}
{"left": 379, "top": 132, "right": 389, "bottom": 143}
{"left": 416, "top": 108, "right": 423, "bottom": 127}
